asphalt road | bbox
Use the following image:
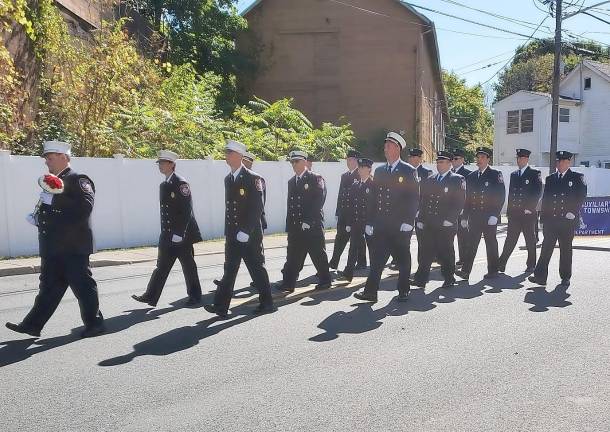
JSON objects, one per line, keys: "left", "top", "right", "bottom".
{"left": 1, "top": 231, "right": 610, "bottom": 432}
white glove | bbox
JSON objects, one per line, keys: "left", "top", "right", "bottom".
{"left": 487, "top": 216, "right": 498, "bottom": 226}
{"left": 566, "top": 212, "right": 576, "bottom": 220}
{"left": 236, "top": 231, "right": 249, "bottom": 243}
{"left": 365, "top": 225, "right": 374, "bottom": 236}
{"left": 302, "top": 222, "right": 311, "bottom": 230}
{"left": 345, "top": 226, "right": 351, "bottom": 233}
{"left": 39, "top": 191, "right": 53, "bottom": 205}
{"left": 460, "top": 219, "right": 468, "bottom": 229}
{"left": 524, "top": 209, "right": 532, "bottom": 215}
{"left": 335, "top": 215, "right": 339, "bottom": 221}
{"left": 400, "top": 223, "right": 413, "bottom": 232}
{"left": 442, "top": 220, "right": 453, "bottom": 227}
{"left": 26, "top": 213, "right": 37, "bottom": 226}
{"left": 416, "top": 222, "right": 424, "bottom": 230}
{"left": 171, "top": 234, "right": 183, "bottom": 243}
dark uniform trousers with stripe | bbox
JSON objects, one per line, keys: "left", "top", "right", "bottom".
{"left": 213, "top": 168, "right": 273, "bottom": 314}
{"left": 534, "top": 170, "right": 587, "bottom": 282}
{"left": 363, "top": 161, "right": 419, "bottom": 298}
{"left": 499, "top": 167, "right": 543, "bottom": 270}
{"left": 342, "top": 178, "right": 375, "bottom": 278}
{"left": 144, "top": 173, "right": 202, "bottom": 305}
{"left": 454, "top": 165, "right": 473, "bottom": 263}
{"left": 413, "top": 171, "right": 465, "bottom": 284}
{"left": 461, "top": 168, "right": 506, "bottom": 275}
{"left": 282, "top": 170, "right": 331, "bottom": 288}
{"left": 22, "top": 168, "right": 104, "bottom": 332}
{"left": 330, "top": 170, "right": 366, "bottom": 268}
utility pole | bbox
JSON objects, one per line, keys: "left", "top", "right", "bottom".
{"left": 549, "top": 0, "right": 562, "bottom": 172}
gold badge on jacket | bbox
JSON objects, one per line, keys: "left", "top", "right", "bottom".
{"left": 304, "top": 183, "right": 309, "bottom": 190}
{"left": 398, "top": 176, "right": 404, "bottom": 183}
{"left": 240, "top": 188, "right": 245, "bottom": 196}
{"left": 171, "top": 192, "right": 175, "bottom": 198}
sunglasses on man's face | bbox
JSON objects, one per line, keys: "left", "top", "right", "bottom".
{"left": 452, "top": 157, "right": 461, "bottom": 161}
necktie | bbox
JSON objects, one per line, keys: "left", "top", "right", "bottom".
{"left": 558, "top": 173, "right": 562, "bottom": 180}
{"left": 518, "top": 170, "right": 521, "bottom": 178}
{"left": 437, "top": 174, "right": 442, "bottom": 182}
{"left": 387, "top": 164, "right": 392, "bottom": 173}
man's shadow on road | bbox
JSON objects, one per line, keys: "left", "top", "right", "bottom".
{"left": 0, "top": 299, "right": 189, "bottom": 367}
{"left": 524, "top": 284, "right": 572, "bottom": 312}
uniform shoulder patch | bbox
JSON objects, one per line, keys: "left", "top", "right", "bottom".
{"left": 255, "top": 178, "right": 265, "bottom": 192}
{"left": 79, "top": 177, "right": 94, "bottom": 194}
{"left": 317, "top": 176, "right": 325, "bottom": 189}
{"left": 179, "top": 183, "right": 191, "bottom": 197}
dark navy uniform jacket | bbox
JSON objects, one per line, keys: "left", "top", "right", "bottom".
{"left": 367, "top": 160, "right": 419, "bottom": 232}
{"left": 345, "top": 177, "right": 376, "bottom": 228}
{"left": 540, "top": 169, "right": 587, "bottom": 226}
{"left": 463, "top": 167, "right": 506, "bottom": 220}
{"left": 286, "top": 169, "right": 327, "bottom": 231}
{"left": 159, "top": 173, "right": 202, "bottom": 246}
{"left": 37, "top": 167, "right": 95, "bottom": 257}
{"left": 416, "top": 164, "right": 434, "bottom": 182}
{"left": 506, "top": 166, "right": 543, "bottom": 217}
{"left": 418, "top": 171, "right": 466, "bottom": 226}
{"left": 225, "top": 166, "right": 266, "bottom": 238}
{"left": 454, "top": 165, "right": 473, "bottom": 178}
{"left": 335, "top": 169, "right": 359, "bottom": 223}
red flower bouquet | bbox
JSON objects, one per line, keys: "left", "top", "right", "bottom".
{"left": 38, "top": 174, "right": 64, "bottom": 194}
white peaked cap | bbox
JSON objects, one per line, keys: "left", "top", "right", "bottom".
{"left": 385, "top": 132, "right": 406, "bottom": 150}
{"left": 156, "top": 150, "right": 179, "bottom": 163}
{"left": 243, "top": 151, "right": 255, "bottom": 162}
{"left": 225, "top": 140, "right": 247, "bottom": 156}
{"left": 288, "top": 150, "right": 307, "bottom": 161}
{"left": 42, "top": 141, "right": 71, "bottom": 157}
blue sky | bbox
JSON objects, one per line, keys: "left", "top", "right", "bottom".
{"left": 236, "top": 0, "right": 610, "bottom": 92}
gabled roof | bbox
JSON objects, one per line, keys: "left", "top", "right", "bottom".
{"left": 241, "top": 0, "right": 448, "bottom": 120}
{"left": 562, "top": 59, "right": 610, "bottom": 85}
{"left": 493, "top": 90, "right": 580, "bottom": 107}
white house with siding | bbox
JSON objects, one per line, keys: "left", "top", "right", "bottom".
{"left": 493, "top": 60, "right": 610, "bottom": 168}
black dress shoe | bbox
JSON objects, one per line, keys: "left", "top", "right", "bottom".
{"left": 81, "top": 324, "right": 106, "bottom": 338}
{"left": 5, "top": 322, "right": 40, "bottom": 337}
{"left": 409, "top": 279, "right": 426, "bottom": 288}
{"left": 131, "top": 294, "right": 156, "bottom": 306}
{"left": 203, "top": 304, "right": 228, "bottom": 319}
{"left": 442, "top": 279, "right": 457, "bottom": 288}
{"left": 185, "top": 297, "right": 201, "bottom": 307}
{"left": 528, "top": 276, "right": 547, "bottom": 285}
{"left": 276, "top": 284, "right": 295, "bottom": 293}
{"left": 353, "top": 291, "right": 377, "bottom": 302}
{"left": 329, "top": 260, "right": 339, "bottom": 270}
{"left": 484, "top": 271, "right": 500, "bottom": 279}
{"left": 249, "top": 281, "right": 257, "bottom": 288}
{"left": 355, "top": 264, "right": 367, "bottom": 270}
{"left": 252, "top": 304, "right": 277, "bottom": 315}
{"left": 396, "top": 292, "right": 410, "bottom": 302}
{"left": 560, "top": 279, "right": 571, "bottom": 287}
{"left": 213, "top": 279, "right": 221, "bottom": 286}
{"left": 497, "top": 263, "right": 506, "bottom": 273}
{"left": 337, "top": 271, "right": 353, "bottom": 282}
{"left": 315, "top": 281, "right": 332, "bottom": 290}
{"left": 455, "top": 270, "right": 469, "bottom": 280}
{"left": 455, "top": 261, "right": 463, "bottom": 267}
{"left": 524, "top": 267, "right": 535, "bottom": 274}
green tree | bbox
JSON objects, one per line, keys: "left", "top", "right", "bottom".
{"left": 494, "top": 38, "right": 609, "bottom": 102}
{"left": 443, "top": 71, "right": 493, "bottom": 159}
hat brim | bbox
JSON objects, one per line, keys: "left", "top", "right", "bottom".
{"left": 385, "top": 138, "right": 404, "bottom": 149}
{"left": 156, "top": 158, "right": 176, "bottom": 163}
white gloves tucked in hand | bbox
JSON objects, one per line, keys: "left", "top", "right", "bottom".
{"left": 442, "top": 220, "right": 453, "bottom": 227}
{"left": 40, "top": 191, "right": 53, "bottom": 205}
{"left": 236, "top": 231, "right": 249, "bottom": 243}
{"left": 365, "top": 225, "right": 374, "bottom": 236}
{"left": 460, "top": 219, "right": 468, "bottom": 229}
{"left": 345, "top": 226, "right": 351, "bottom": 233}
{"left": 565, "top": 212, "right": 576, "bottom": 220}
{"left": 524, "top": 209, "right": 532, "bottom": 215}
{"left": 487, "top": 216, "right": 498, "bottom": 226}
{"left": 171, "top": 234, "right": 183, "bottom": 243}
{"left": 416, "top": 222, "right": 424, "bottom": 230}
{"left": 26, "top": 213, "right": 37, "bottom": 226}
{"left": 302, "top": 222, "right": 311, "bottom": 230}
{"left": 400, "top": 223, "right": 413, "bottom": 232}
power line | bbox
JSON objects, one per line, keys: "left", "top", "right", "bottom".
{"left": 460, "top": 58, "right": 515, "bottom": 75}
{"left": 453, "top": 50, "right": 517, "bottom": 71}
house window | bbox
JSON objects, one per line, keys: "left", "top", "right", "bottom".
{"left": 584, "top": 77, "right": 591, "bottom": 90}
{"left": 605, "top": 162, "right": 610, "bottom": 169}
{"left": 581, "top": 161, "right": 590, "bottom": 167}
{"left": 507, "top": 110, "right": 520, "bottom": 134}
{"left": 520, "top": 108, "right": 534, "bottom": 133}
{"left": 560, "top": 108, "right": 570, "bottom": 123}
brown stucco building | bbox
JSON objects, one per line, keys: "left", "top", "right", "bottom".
{"left": 239, "top": 0, "right": 448, "bottom": 160}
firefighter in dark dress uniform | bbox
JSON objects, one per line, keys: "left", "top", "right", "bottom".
{"left": 205, "top": 141, "right": 275, "bottom": 318}
{"left": 132, "top": 150, "right": 203, "bottom": 307}
{"left": 6, "top": 141, "right": 105, "bottom": 338}
{"left": 278, "top": 150, "right": 332, "bottom": 292}
{"left": 451, "top": 148, "right": 473, "bottom": 266}
{"left": 411, "top": 150, "right": 466, "bottom": 289}
{"left": 337, "top": 157, "right": 375, "bottom": 282}
{"left": 498, "top": 149, "right": 543, "bottom": 274}
{"left": 354, "top": 132, "right": 419, "bottom": 303}
{"left": 528, "top": 151, "right": 587, "bottom": 287}
{"left": 455, "top": 147, "right": 506, "bottom": 281}
{"left": 329, "top": 149, "right": 365, "bottom": 270}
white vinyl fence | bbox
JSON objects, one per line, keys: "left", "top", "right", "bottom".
{"left": 1, "top": 149, "right": 609, "bottom": 258}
